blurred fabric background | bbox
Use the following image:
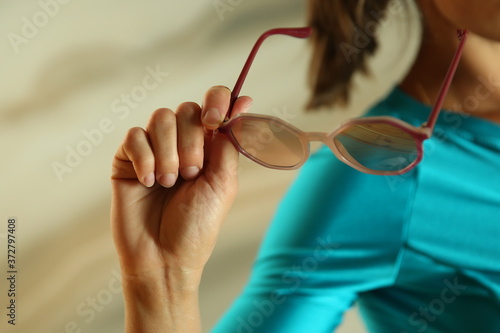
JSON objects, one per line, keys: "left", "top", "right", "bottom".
{"left": 0, "top": 1, "right": 419, "bottom": 332}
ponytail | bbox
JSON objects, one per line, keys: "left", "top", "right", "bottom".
{"left": 306, "top": 0, "right": 393, "bottom": 110}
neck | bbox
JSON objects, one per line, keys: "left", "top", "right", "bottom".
{"left": 400, "top": 1, "right": 500, "bottom": 123}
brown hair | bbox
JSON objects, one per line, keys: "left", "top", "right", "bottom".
{"left": 306, "top": 0, "right": 393, "bottom": 110}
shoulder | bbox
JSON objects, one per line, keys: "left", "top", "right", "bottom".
{"left": 364, "top": 87, "right": 430, "bottom": 126}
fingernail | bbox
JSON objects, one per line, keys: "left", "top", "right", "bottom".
{"left": 203, "top": 108, "right": 222, "bottom": 127}
{"left": 144, "top": 172, "right": 155, "bottom": 187}
{"left": 159, "top": 173, "right": 176, "bottom": 188}
{"left": 181, "top": 166, "right": 200, "bottom": 180}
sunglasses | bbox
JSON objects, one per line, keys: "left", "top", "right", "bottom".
{"left": 218, "top": 27, "right": 468, "bottom": 175}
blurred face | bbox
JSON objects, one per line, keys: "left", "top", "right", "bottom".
{"left": 432, "top": 0, "right": 500, "bottom": 40}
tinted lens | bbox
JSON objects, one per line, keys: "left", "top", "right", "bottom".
{"left": 229, "top": 117, "right": 305, "bottom": 168}
{"left": 334, "top": 122, "right": 418, "bottom": 172}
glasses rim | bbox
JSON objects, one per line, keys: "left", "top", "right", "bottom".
{"left": 219, "top": 113, "right": 427, "bottom": 175}
{"left": 220, "top": 27, "right": 469, "bottom": 174}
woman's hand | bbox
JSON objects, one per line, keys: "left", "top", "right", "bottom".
{"left": 110, "top": 86, "right": 252, "bottom": 332}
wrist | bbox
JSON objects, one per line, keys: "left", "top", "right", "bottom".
{"left": 120, "top": 268, "right": 203, "bottom": 333}
{"left": 122, "top": 265, "right": 203, "bottom": 291}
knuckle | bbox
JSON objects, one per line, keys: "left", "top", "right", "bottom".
{"left": 150, "top": 108, "right": 176, "bottom": 127}
{"left": 212, "top": 85, "right": 230, "bottom": 92}
{"left": 205, "top": 85, "right": 231, "bottom": 100}
{"left": 176, "top": 102, "right": 201, "bottom": 120}
{"left": 177, "top": 101, "right": 199, "bottom": 112}
{"left": 125, "top": 126, "right": 145, "bottom": 143}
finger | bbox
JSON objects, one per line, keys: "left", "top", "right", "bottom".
{"left": 204, "top": 130, "right": 239, "bottom": 198}
{"left": 201, "top": 95, "right": 252, "bottom": 175}
{"left": 146, "top": 108, "right": 179, "bottom": 188}
{"left": 117, "top": 127, "right": 156, "bottom": 187}
{"left": 231, "top": 95, "right": 253, "bottom": 117}
{"left": 201, "top": 86, "right": 231, "bottom": 130}
{"left": 175, "top": 102, "right": 204, "bottom": 180}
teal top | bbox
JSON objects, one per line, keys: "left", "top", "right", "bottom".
{"left": 212, "top": 87, "right": 500, "bottom": 333}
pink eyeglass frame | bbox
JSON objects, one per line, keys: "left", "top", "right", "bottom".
{"left": 218, "top": 27, "right": 469, "bottom": 175}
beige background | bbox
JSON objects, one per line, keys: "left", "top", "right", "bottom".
{"left": 0, "top": 1, "right": 420, "bottom": 332}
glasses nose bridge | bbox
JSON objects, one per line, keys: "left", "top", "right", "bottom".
{"left": 304, "top": 132, "right": 330, "bottom": 144}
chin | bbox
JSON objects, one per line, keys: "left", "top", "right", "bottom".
{"left": 432, "top": 0, "right": 500, "bottom": 42}
{"left": 468, "top": 24, "right": 500, "bottom": 42}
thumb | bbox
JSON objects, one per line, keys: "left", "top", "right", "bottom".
{"left": 203, "top": 130, "right": 239, "bottom": 197}
{"left": 202, "top": 95, "right": 252, "bottom": 194}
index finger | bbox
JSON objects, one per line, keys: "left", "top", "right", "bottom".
{"left": 201, "top": 86, "right": 254, "bottom": 130}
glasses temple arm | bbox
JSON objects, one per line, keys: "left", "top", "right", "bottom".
{"left": 225, "top": 27, "right": 312, "bottom": 120}
{"left": 425, "top": 29, "right": 469, "bottom": 131}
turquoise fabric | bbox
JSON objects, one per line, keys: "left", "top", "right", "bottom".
{"left": 212, "top": 87, "right": 500, "bottom": 333}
